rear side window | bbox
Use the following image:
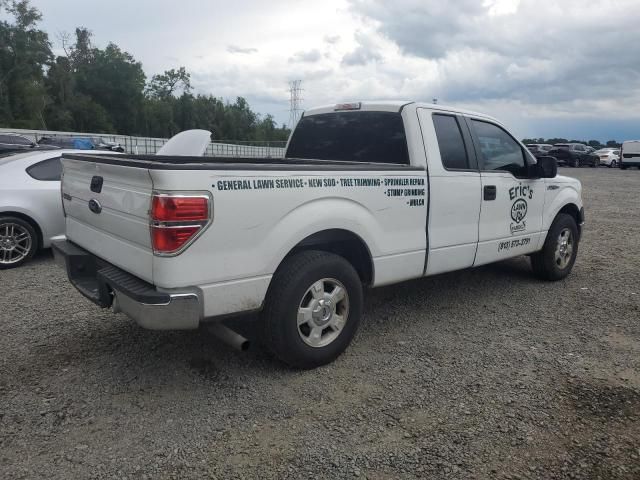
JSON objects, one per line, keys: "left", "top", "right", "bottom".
{"left": 26, "top": 157, "right": 62, "bottom": 181}
{"left": 472, "top": 120, "right": 527, "bottom": 177}
{"left": 286, "top": 112, "right": 410, "bottom": 164}
{"left": 433, "top": 114, "right": 469, "bottom": 170}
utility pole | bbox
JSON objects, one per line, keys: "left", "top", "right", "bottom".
{"left": 288, "top": 80, "right": 303, "bottom": 129}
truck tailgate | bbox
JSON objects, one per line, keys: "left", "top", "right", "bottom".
{"left": 61, "top": 158, "right": 155, "bottom": 283}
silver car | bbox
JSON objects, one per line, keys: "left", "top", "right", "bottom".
{"left": 0, "top": 149, "right": 120, "bottom": 269}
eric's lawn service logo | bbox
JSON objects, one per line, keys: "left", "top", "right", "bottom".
{"left": 509, "top": 184, "right": 533, "bottom": 234}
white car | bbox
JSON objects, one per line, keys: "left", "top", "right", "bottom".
{"left": 0, "top": 130, "right": 211, "bottom": 269}
{"left": 0, "top": 149, "right": 121, "bottom": 269}
{"left": 53, "top": 101, "right": 585, "bottom": 368}
{"left": 593, "top": 148, "right": 620, "bottom": 167}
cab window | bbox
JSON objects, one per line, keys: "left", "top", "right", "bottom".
{"left": 285, "top": 112, "right": 409, "bottom": 164}
{"left": 471, "top": 120, "right": 527, "bottom": 177}
{"left": 432, "top": 114, "right": 469, "bottom": 170}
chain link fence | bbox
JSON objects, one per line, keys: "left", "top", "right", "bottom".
{"left": 0, "top": 128, "right": 286, "bottom": 158}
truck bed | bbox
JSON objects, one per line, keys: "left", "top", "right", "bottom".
{"left": 62, "top": 153, "right": 424, "bottom": 171}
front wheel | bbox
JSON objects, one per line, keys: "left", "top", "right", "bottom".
{"left": 0, "top": 216, "right": 38, "bottom": 269}
{"left": 262, "top": 250, "right": 363, "bottom": 368}
{"left": 530, "top": 213, "right": 579, "bottom": 281}
{"left": 572, "top": 158, "right": 580, "bottom": 168}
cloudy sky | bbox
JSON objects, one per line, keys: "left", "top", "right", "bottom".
{"left": 32, "top": 0, "right": 640, "bottom": 141}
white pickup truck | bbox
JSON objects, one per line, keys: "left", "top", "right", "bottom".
{"left": 53, "top": 101, "right": 584, "bottom": 368}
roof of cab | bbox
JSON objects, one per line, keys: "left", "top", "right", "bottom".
{"left": 303, "top": 100, "right": 498, "bottom": 122}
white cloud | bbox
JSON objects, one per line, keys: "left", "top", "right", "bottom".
{"left": 289, "top": 49, "right": 322, "bottom": 63}
{"left": 32, "top": 0, "right": 640, "bottom": 138}
{"left": 227, "top": 45, "right": 258, "bottom": 55}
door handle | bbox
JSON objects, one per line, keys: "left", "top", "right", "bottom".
{"left": 484, "top": 185, "right": 496, "bottom": 200}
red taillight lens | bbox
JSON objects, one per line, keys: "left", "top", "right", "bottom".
{"left": 150, "top": 193, "right": 211, "bottom": 255}
{"left": 151, "top": 195, "right": 209, "bottom": 222}
{"left": 151, "top": 226, "right": 200, "bottom": 253}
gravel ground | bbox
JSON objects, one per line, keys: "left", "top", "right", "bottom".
{"left": 1, "top": 167, "right": 639, "bottom": 480}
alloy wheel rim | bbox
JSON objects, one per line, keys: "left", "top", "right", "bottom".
{"left": 554, "top": 228, "right": 573, "bottom": 270}
{"left": 0, "top": 223, "right": 32, "bottom": 265}
{"left": 297, "top": 278, "right": 349, "bottom": 348}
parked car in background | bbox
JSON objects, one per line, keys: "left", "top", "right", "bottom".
{"left": 526, "top": 144, "right": 554, "bottom": 157}
{"left": 37, "top": 136, "right": 125, "bottom": 152}
{"left": 593, "top": 148, "right": 620, "bottom": 168}
{"left": 93, "top": 138, "right": 125, "bottom": 152}
{"left": 0, "top": 149, "right": 121, "bottom": 269}
{"left": 0, "top": 133, "right": 60, "bottom": 155}
{"left": 1, "top": 130, "right": 205, "bottom": 269}
{"left": 548, "top": 143, "right": 599, "bottom": 167}
{"left": 620, "top": 140, "right": 640, "bottom": 170}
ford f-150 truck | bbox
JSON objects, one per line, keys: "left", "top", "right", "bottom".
{"left": 53, "top": 101, "right": 584, "bottom": 368}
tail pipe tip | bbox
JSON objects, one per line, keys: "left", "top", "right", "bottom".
{"left": 207, "top": 323, "right": 250, "bottom": 352}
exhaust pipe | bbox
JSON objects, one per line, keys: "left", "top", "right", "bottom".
{"left": 207, "top": 323, "right": 250, "bottom": 351}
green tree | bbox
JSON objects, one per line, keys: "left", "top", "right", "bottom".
{"left": 146, "top": 67, "right": 191, "bottom": 99}
{"left": 2, "top": 1, "right": 290, "bottom": 141}
{"left": 0, "top": 0, "right": 52, "bottom": 128}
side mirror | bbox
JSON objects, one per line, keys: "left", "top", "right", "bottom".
{"left": 536, "top": 156, "right": 557, "bottom": 178}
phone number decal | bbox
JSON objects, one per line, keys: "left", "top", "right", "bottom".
{"left": 498, "top": 237, "right": 531, "bottom": 252}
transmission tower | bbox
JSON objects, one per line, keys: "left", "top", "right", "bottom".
{"left": 288, "top": 80, "right": 303, "bottom": 129}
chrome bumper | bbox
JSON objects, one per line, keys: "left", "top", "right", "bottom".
{"left": 52, "top": 239, "right": 202, "bottom": 330}
{"left": 112, "top": 289, "right": 200, "bottom": 330}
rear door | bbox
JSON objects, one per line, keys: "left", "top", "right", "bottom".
{"left": 466, "top": 118, "right": 545, "bottom": 266}
{"left": 418, "top": 108, "right": 481, "bottom": 275}
{"left": 62, "top": 157, "right": 155, "bottom": 282}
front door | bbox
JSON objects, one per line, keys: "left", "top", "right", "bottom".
{"left": 466, "top": 118, "right": 545, "bottom": 266}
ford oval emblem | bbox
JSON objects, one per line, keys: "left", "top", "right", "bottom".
{"left": 88, "top": 199, "right": 102, "bottom": 214}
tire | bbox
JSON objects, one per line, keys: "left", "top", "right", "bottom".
{"left": 262, "top": 250, "right": 363, "bottom": 369}
{"left": 590, "top": 159, "right": 598, "bottom": 168}
{"left": 0, "top": 216, "right": 38, "bottom": 269}
{"left": 610, "top": 160, "right": 616, "bottom": 168}
{"left": 572, "top": 158, "right": 579, "bottom": 168}
{"left": 530, "top": 213, "right": 579, "bottom": 281}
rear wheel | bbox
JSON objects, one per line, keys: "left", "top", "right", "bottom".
{"left": 610, "top": 160, "right": 617, "bottom": 168}
{"left": 530, "top": 213, "right": 579, "bottom": 281}
{"left": 0, "top": 216, "right": 38, "bottom": 269}
{"left": 572, "top": 158, "right": 579, "bottom": 168}
{"left": 262, "top": 250, "right": 363, "bottom": 369}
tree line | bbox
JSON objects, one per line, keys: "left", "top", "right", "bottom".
{"left": 0, "top": 0, "right": 290, "bottom": 141}
{"left": 521, "top": 138, "right": 621, "bottom": 149}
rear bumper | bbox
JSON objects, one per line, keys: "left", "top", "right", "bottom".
{"left": 52, "top": 240, "right": 201, "bottom": 330}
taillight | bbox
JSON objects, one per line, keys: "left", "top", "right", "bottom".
{"left": 150, "top": 193, "right": 211, "bottom": 255}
